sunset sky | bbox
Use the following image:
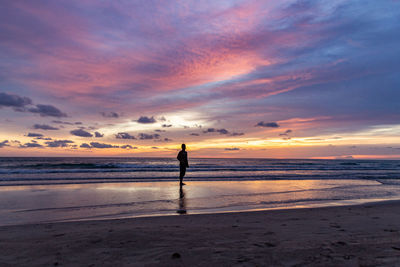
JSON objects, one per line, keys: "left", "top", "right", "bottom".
{"left": 1, "top": 0, "right": 399, "bottom": 158}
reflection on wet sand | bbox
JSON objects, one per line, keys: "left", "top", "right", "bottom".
{"left": 177, "top": 185, "right": 187, "bottom": 214}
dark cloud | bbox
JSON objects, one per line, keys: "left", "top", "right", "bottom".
{"left": 203, "top": 128, "right": 230, "bottom": 134}
{"left": 26, "top": 132, "right": 43, "bottom": 137}
{"left": 101, "top": 111, "right": 120, "bottom": 118}
{"left": 33, "top": 124, "right": 59, "bottom": 130}
{"left": 90, "top": 142, "right": 119, "bottom": 148}
{"left": 151, "top": 146, "right": 159, "bottom": 149}
{"left": 80, "top": 143, "right": 91, "bottom": 148}
{"left": 0, "top": 92, "right": 32, "bottom": 108}
{"left": 20, "top": 142, "right": 43, "bottom": 148}
{"left": 203, "top": 128, "right": 216, "bottom": 133}
{"left": 279, "top": 129, "right": 293, "bottom": 136}
{"left": 217, "top": 129, "right": 229, "bottom": 134}
{"left": 36, "top": 136, "right": 52, "bottom": 140}
{"left": 230, "top": 132, "right": 244, "bottom": 136}
{"left": 45, "top": 140, "right": 74, "bottom": 147}
{"left": 137, "top": 116, "right": 156, "bottom": 124}
{"left": 28, "top": 104, "right": 67, "bottom": 117}
{"left": 75, "top": 122, "right": 82, "bottom": 125}
{"left": 70, "top": 129, "right": 93, "bottom": 137}
{"left": 0, "top": 140, "right": 9, "bottom": 148}
{"left": 116, "top": 132, "right": 136, "bottom": 139}
{"left": 157, "top": 138, "right": 172, "bottom": 142}
{"left": 155, "top": 129, "right": 166, "bottom": 132}
{"left": 121, "top": 144, "right": 137, "bottom": 149}
{"left": 94, "top": 131, "right": 104, "bottom": 138}
{"left": 0, "top": 93, "right": 67, "bottom": 118}
{"left": 162, "top": 124, "right": 172, "bottom": 128}
{"left": 138, "top": 133, "right": 160, "bottom": 140}
{"left": 225, "top": 147, "right": 240, "bottom": 151}
{"left": 256, "top": 122, "right": 280, "bottom": 128}
{"left": 190, "top": 133, "right": 200, "bottom": 136}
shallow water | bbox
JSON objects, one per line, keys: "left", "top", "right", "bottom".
{"left": 1, "top": 179, "right": 400, "bottom": 226}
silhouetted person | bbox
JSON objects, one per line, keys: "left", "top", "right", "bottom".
{"left": 177, "top": 143, "right": 189, "bottom": 186}
{"left": 177, "top": 186, "right": 186, "bottom": 214}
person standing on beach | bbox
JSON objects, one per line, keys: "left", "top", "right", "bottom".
{"left": 177, "top": 144, "right": 189, "bottom": 186}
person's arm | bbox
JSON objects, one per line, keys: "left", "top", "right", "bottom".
{"left": 185, "top": 153, "right": 189, "bottom": 167}
{"left": 177, "top": 151, "right": 182, "bottom": 162}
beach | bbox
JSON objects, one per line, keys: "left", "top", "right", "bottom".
{"left": 1, "top": 201, "right": 400, "bottom": 266}
{"left": 1, "top": 158, "right": 400, "bottom": 265}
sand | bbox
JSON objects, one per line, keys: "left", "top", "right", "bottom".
{"left": 1, "top": 201, "right": 400, "bottom": 266}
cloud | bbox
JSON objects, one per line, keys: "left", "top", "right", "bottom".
{"left": 80, "top": 143, "right": 91, "bottom": 148}
{"left": 101, "top": 111, "right": 120, "bottom": 118}
{"left": 230, "top": 132, "right": 244, "bottom": 136}
{"left": 45, "top": 140, "right": 74, "bottom": 147}
{"left": 279, "top": 129, "right": 293, "bottom": 136}
{"left": 138, "top": 133, "right": 160, "bottom": 140}
{"left": 137, "top": 116, "right": 156, "bottom": 124}
{"left": 155, "top": 129, "right": 166, "bottom": 132}
{"left": 20, "top": 142, "right": 44, "bottom": 148}
{"left": 0, "top": 140, "right": 9, "bottom": 148}
{"left": 0, "top": 93, "right": 67, "bottom": 118}
{"left": 217, "top": 128, "right": 229, "bottom": 135}
{"left": 203, "top": 128, "right": 230, "bottom": 134}
{"left": 0, "top": 92, "right": 32, "bottom": 108}
{"left": 162, "top": 124, "right": 172, "bottom": 128}
{"left": 26, "top": 132, "right": 43, "bottom": 137}
{"left": 90, "top": 142, "right": 119, "bottom": 148}
{"left": 52, "top": 120, "right": 73, "bottom": 125}
{"left": 70, "top": 129, "right": 93, "bottom": 137}
{"left": 116, "top": 132, "right": 136, "bottom": 139}
{"left": 255, "top": 122, "right": 280, "bottom": 128}
{"left": 28, "top": 104, "right": 67, "bottom": 117}
{"left": 151, "top": 147, "right": 159, "bottom": 149}
{"left": 157, "top": 138, "right": 172, "bottom": 142}
{"left": 225, "top": 147, "right": 240, "bottom": 151}
{"left": 33, "top": 124, "right": 59, "bottom": 130}
{"left": 35, "top": 136, "right": 52, "bottom": 140}
{"left": 190, "top": 133, "right": 200, "bottom": 136}
{"left": 1, "top": 0, "right": 400, "bottom": 156}
{"left": 94, "top": 131, "right": 104, "bottom": 138}
{"left": 121, "top": 144, "right": 137, "bottom": 149}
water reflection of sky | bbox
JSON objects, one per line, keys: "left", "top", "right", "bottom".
{"left": 1, "top": 180, "right": 400, "bottom": 226}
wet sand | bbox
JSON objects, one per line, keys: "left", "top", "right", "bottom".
{"left": 1, "top": 201, "right": 400, "bottom": 266}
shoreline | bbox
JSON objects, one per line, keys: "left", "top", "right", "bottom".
{"left": 1, "top": 200, "right": 400, "bottom": 265}
{"left": 26, "top": 197, "right": 400, "bottom": 227}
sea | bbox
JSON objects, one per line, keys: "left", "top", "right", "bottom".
{"left": 1, "top": 157, "right": 400, "bottom": 226}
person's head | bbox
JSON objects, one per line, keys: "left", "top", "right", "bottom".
{"left": 181, "top": 143, "right": 186, "bottom": 150}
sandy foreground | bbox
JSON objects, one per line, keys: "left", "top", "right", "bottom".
{"left": 1, "top": 201, "right": 400, "bottom": 266}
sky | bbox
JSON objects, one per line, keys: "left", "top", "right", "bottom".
{"left": 0, "top": 0, "right": 399, "bottom": 159}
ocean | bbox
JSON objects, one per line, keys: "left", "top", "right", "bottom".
{"left": 1, "top": 157, "right": 400, "bottom": 185}
{"left": 1, "top": 157, "right": 400, "bottom": 225}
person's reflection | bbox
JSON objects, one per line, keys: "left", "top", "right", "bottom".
{"left": 177, "top": 185, "right": 187, "bottom": 214}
